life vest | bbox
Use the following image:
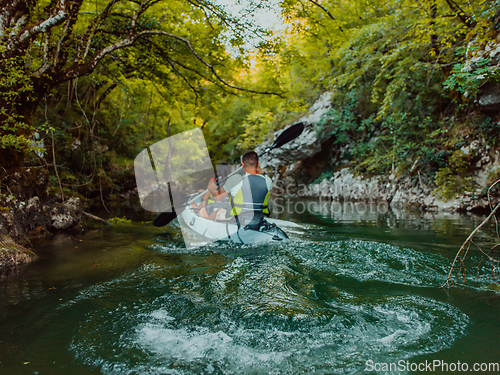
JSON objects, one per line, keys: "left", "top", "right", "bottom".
{"left": 205, "top": 191, "right": 229, "bottom": 215}
{"left": 206, "top": 192, "right": 216, "bottom": 205}
{"left": 229, "top": 174, "right": 270, "bottom": 217}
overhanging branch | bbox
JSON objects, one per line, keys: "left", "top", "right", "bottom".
{"left": 443, "top": 0, "right": 476, "bottom": 28}
{"left": 79, "top": 0, "right": 121, "bottom": 60}
{"left": 60, "top": 28, "right": 284, "bottom": 96}
{"left": 15, "top": 0, "right": 69, "bottom": 47}
{"left": 138, "top": 31, "right": 284, "bottom": 96}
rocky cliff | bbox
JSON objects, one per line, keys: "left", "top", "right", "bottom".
{"left": 258, "top": 93, "right": 500, "bottom": 213}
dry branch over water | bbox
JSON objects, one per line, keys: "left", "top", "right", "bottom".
{"left": 443, "top": 179, "right": 500, "bottom": 288}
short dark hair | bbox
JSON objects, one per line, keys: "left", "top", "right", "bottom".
{"left": 241, "top": 151, "right": 258, "bottom": 167}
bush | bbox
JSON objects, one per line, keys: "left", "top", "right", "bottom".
{"left": 433, "top": 150, "right": 476, "bottom": 200}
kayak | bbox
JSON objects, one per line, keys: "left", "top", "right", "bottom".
{"left": 180, "top": 204, "right": 291, "bottom": 245}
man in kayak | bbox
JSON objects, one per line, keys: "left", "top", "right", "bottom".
{"left": 206, "top": 151, "right": 272, "bottom": 230}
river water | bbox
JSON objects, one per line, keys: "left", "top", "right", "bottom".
{"left": 1, "top": 199, "right": 499, "bottom": 374}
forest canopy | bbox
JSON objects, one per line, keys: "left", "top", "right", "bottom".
{"left": 1, "top": 0, "right": 499, "bottom": 199}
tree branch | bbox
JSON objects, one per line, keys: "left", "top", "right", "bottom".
{"left": 164, "top": 56, "right": 235, "bottom": 95}
{"left": 14, "top": 0, "right": 68, "bottom": 48}
{"left": 80, "top": 0, "right": 121, "bottom": 60}
{"left": 145, "top": 38, "right": 222, "bottom": 95}
{"left": 95, "top": 81, "right": 117, "bottom": 109}
{"left": 443, "top": 199, "right": 500, "bottom": 288}
{"left": 164, "top": 57, "right": 201, "bottom": 98}
{"left": 184, "top": 0, "right": 232, "bottom": 30}
{"left": 306, "top": 0, "right": 344, "bottom": 33}
{"left": 138, "top": 31, "right": 284, "bottom": 96}
{"left": 82, "top": 211, "right": 113, "bottom": 225}
{"left": 443, "top": 0, "right": 476, "bottom": 28}
{"left": 130, "top": 0, "right": 163, "bottom": 35}
{"left": 42, "top": 29, "right": 51, "bottom": 65}
{"left": 60, "top": 28, "right": 284, "bottom": 96}
{"left": 53, "top": 0, "right": 83, "bottom": 70}
{"left": 0, "top": 0, "right": 28, "bottom": 38}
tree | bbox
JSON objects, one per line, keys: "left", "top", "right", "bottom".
{"left": 0, "top": 0, "right": 272, "bottom": 173}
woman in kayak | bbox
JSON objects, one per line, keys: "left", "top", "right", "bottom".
{"left": 191, "top": 163, "right": 230, "bottom": 220}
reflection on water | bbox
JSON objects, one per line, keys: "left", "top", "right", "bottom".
{"left": 273, "top": 199, "right": 498, "bottom": 253}
{"left": 0, "top": 200, "right": 499, "bottom": 374}
{"left": 275, "top": 198, "right": 493, "bottom": 232}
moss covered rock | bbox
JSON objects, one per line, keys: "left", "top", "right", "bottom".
{"left": 0, "top": 230, "right": 37, "bottom": 279}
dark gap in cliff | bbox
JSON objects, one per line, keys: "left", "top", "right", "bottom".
{"left": 287, "top": 137, "right": 341, "bottom": 185}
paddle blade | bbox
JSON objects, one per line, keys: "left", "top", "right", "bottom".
{"left": 153, "top": 210, "right": 177, "bottom": 227}
{"left": 272, "top": 122, "right": 305, "bottom": 149}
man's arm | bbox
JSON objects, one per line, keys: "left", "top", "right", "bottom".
{"left": 208, "top": 179, "right": 227, "bottom": 201}
{"left": 212, "top": 191, "right": 228, "bottom": 201}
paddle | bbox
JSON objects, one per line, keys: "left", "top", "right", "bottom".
{"left": 153, "top": 122, "right": 305, "bottom": 227}
{"left": 152, "top": 189, "right": 189, "bottom": 227}
{"left": 265, "top": 121, "right": 305, "bottom": 152}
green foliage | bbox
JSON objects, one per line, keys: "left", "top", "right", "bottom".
{"left": 434, "top": 167, "right": 473, "bottom": 200}
{"left": 108, "top": 217, "right": 132, "bottom": 225}
{"left": 202, "top": 49, "right": 313, "bottom": 163}
{"left": 275, "top": 0, "right": 500, "bottom": 182}
{"left": 433, "top": 150, "right": 476, "bottom": 200}
{"left": 1, "top": 0, "right": 272, "bottom": 176}
{"left": 0, "top": 42, "right": 37, "bottom": 155}
{"left": 471, "top": 116, "right": 500, "bottom": 146}
{"left": 443, "top": 57, "right": 498, "bottom": 98}
{"left": 2, "top": 0, "right": 500, "bottom": 200}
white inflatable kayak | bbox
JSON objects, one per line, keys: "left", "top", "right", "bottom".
{"left": 180, "top": 205, "right": 294, "bottom": 245}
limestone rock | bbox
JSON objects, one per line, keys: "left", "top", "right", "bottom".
{"left": 294, "top": 166, "right": 498, "bottom": 213}
{"left": 257, "top": 92, "right": 334, "bottom": 170}
{"left": 478, "top": 83, "right": 500, "bottom": 111}
{"left": 463, "top": 36, "right": 500, "bottom": 110}
{"left": 49, "top": 197, "right": 82, "bottom": 230}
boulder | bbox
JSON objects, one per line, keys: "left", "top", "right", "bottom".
{"left": 463, "top": 36, "right": 500, "bottom": 110}
{"left": 0, "top": 228, "right": 37, "bottom": 279}
{"left": 0, "top": 195, "right": 83, "bottom": 244}
{"left": 48, "top": 197, "right": 82, "bottom": 230}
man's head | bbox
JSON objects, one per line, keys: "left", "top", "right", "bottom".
{"left": 241, "top": 151, "right": 259, "bottom": 172}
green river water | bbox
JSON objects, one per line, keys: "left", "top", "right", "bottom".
{"left": 1, "top": 199, "right": 499, "bottom": 374}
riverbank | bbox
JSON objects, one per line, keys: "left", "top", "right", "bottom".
{"left": 258, "top": 93, "right": 500, "bottom": 214}
{"left": 295, "top": 167, "right": 499, "bottom": 214}
{"left": 0, "top": 230, "right": 37, "bottom": 279}
{"left": 0, "top": 161, "right": 142, "bottom": 278}
{"left": 0, "top": 193, "right": 83, "bottom": 278}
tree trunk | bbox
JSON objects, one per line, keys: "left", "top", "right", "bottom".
{"left": 430, "top": 0, "right": 439, "bottom": 58}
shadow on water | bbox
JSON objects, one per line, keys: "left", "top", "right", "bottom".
{"left": 0, "top": 199, "right": 499, "bottom": 374}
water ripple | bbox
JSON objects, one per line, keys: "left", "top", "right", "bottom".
{"left": 67, "top": 239, "right": 470, "bottom": 374}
